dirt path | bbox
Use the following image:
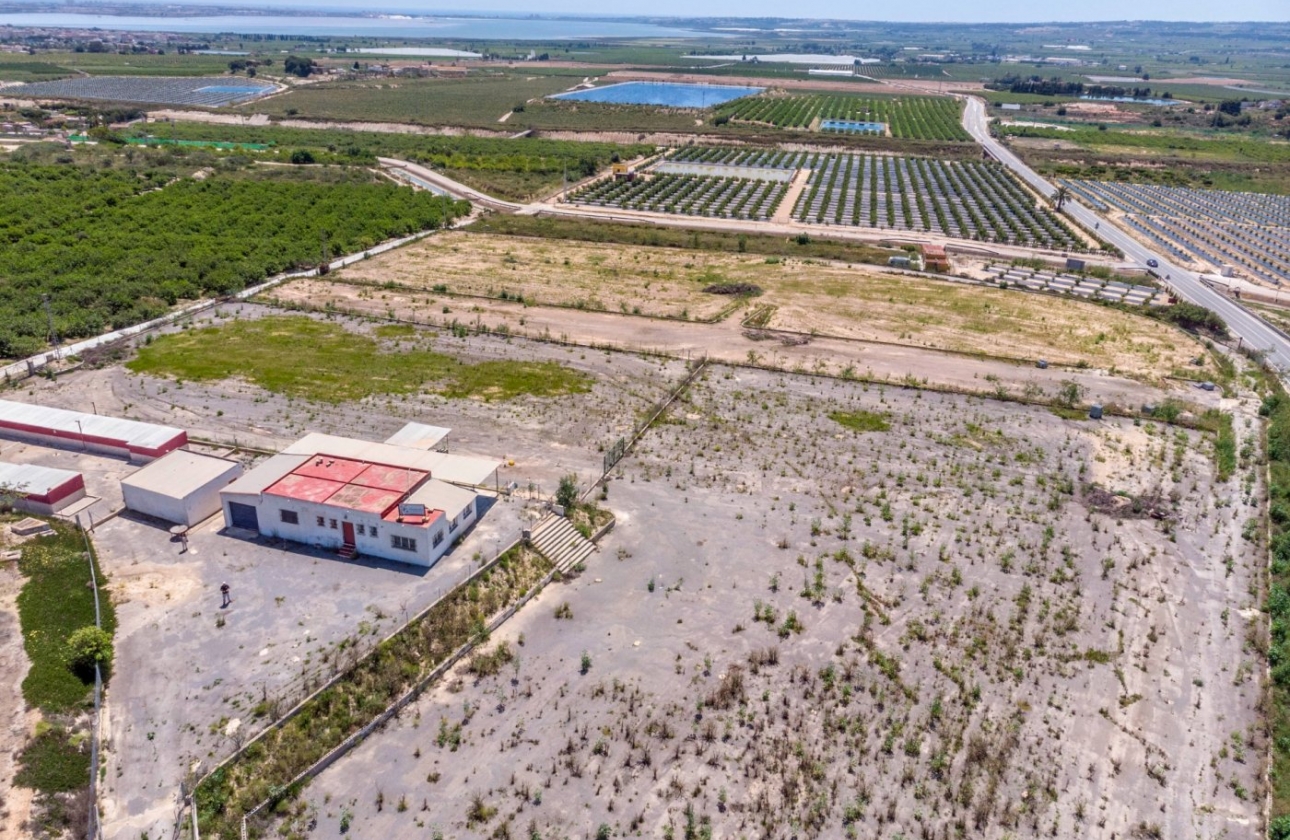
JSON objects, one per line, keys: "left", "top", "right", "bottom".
{"left": 0, "top": 559, "right": 33, "bottom": 840}
{"left": 773, "top": 167, "right": 812, "bottom": 224}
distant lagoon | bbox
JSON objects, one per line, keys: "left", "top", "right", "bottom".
{"left": 0, "top": 12, "right": 718, "bottom": 40}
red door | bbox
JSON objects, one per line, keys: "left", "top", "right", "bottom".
{"left": 342, "top": 521, "right": 355, "bottom": 545}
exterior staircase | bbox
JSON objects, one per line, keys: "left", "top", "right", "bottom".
{"left": 529, "top": 515, "right": 596, "bottom": 572}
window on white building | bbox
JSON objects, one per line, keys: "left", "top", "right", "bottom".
{"left": 280, "top": 509, "right": 299, "bottom": 525}
{"left": 391, "top": 535, "right": 417, "bottom": 552}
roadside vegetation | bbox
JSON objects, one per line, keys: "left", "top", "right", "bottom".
{"left": 127, "top": 315, "right": 593, "bottom": 402}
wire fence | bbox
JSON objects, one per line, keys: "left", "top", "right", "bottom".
{"left": 76, "top": 515, "right": 104, "bottom": 840}
{"left": 184, "top": 525, "right": 528, "bottom": 840}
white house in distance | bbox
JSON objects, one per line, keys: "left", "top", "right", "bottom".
{"left": 121, "top": 449, "right": 244, "bottom": 527}
{"left": 218, "top": 427, "right": 499, "bottom": 567}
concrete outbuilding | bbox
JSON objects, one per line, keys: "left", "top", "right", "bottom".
{"left": 0, "top": 461, "right": 85, "bottom": 515}
{"left": 121, "top": 450, "right": 243, "bottom": 527}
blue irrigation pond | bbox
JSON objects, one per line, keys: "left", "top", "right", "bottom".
{"left": 820, "top": 119, "right": 887, "bottom": 134}
{"left": 1080, "top": 95, "right": 1182, "bottom": 106}
{"left": 550, "top": 81, "right": 763, "bottom": 108}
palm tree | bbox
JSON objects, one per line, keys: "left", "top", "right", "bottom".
{"left": 1052, "top": 185, "right": 1070, "bottom": 212}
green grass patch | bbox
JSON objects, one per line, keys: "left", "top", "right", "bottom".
{"left": 1214, "top": 411, "right": 1237, "bottom": 482}
{"left": 373, "top": 324, "right": 417, "bottom": 339}
{"left": 829, "top": 409, "right": 891, "bottom": 433}
{"left": 16, "top": 522, "right": 116, "bottom": 713}
{"left": 438, "top": 360, "right": 592, "bottom": 401}
{"left": 14, "top": 725, "right": 90, "bottom": 793}
{"left": 128, "top": 316, "right": 591, "bottom": 402}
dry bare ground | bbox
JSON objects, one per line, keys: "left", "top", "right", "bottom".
{"left": 328, "top": 232, "right": 1202, "bottom": 379}
{"left": 280, "top": 362, "right": 1263, "bottom": 840}
{"left": 0, "top": 544, "right": 34, "bottom": 840}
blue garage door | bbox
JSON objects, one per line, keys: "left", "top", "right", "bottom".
{"left": 227, "top": 502, "right": 258, "bottom": 531}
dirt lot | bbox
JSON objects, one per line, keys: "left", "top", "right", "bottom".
{"left": 1, "top": 308, "right": 694, "bottom": 840}
{"left": 0, "top": 303, "right": 1244, "bottom": 839}
{"left": 329, "top": 233, "right": 1204, "bottom": 380}
{"left": 283, "top": 364, "right": 1264, "bottom": 840}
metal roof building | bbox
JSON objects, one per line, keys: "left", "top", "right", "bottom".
{"left": 383, "top": 421, "right": 451, "bottom": 451}
{"left": 219, "top": 433, "right": 497, "bottom": 567}
{"left": 0, "top": 399, "right": 186, "bottom": 462}
{"left": 121, "top": 450, "right": 243, "bottom": 527}
{"left": 0, "top": 461, "right": 85, "bottom": 515}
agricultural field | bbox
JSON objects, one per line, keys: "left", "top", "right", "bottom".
{"left": 275, "top": 358, "right": 1261, "bottom": 840}
{"left": 322, "top": 230, "right": 1202, "bottom": 378}
{"left": 1063, "top": 180, "right": 1290, "bottom": 286}
{"left": 716, "top": 92, "right": 970, "bottom": 141}
{"left": 233, "top": 72, "right": 580, "bottom": 127}
{"left": 0, "top": 157, "right": 466, "bottom": 358}
{"left": 16, "top": 76, "right": 275, "bottom": 107}
{"left": 794, "top": 153, "right": 1084, "bottom": 249}
{"left": 567, "top": 172, "right": 789, "bottom": 220}
{"left": 121, "top": 121, "right": 650, "bottom": 201}
{"left": 1001, "top": 124, "right": 1290, "bottom": 194}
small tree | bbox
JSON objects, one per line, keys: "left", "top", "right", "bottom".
{"left": 67, "top": 625, "right": 112, "bottom": 678}
{"left": 556, "top": 474, "right": 578, "bottom": 512}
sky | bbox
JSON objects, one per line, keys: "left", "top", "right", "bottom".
{"left": 79, "top": 0, "right": 1289, "bottom": 23}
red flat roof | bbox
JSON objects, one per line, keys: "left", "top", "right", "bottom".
{"left": 263, "top": 454, "right": 430, "bottom": 515}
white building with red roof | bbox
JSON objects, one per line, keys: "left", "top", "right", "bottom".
{"left": 218, "top": 429, "right": 497, "bottom": 567}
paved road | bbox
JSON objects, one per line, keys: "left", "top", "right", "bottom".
{"left": 960, "top": 96, "right": 1290, "bottom": 372}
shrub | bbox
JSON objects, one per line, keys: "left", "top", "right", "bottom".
{"left": 66, "top": 625, "right": 113, "bottom": 679}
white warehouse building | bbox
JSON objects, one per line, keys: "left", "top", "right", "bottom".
{"left": 121, "top": 450, "right": 244, "bottom": 527}
{"left": 218, "top": 430, "right": 499, "bottom": 567}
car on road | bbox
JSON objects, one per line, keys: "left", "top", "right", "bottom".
{"left": 1146, "top": 259, "right": 1159, "bottom": 268}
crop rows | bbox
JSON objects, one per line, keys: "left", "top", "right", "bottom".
{"left": 567, "top": 173, "right": 787, "bottom": 220}
{"left": 716, "top": 93, "right": 969, "bottom": 141}
{"left": 1065, "top": 180, "right": 1290, "bottom": 286}
{"left": 793, "top": 154, "right": 1081, "bottom": 249}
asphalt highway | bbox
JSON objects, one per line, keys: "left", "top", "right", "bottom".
{"left": 961, "top": 96, "right": 1290, "bottom": 372}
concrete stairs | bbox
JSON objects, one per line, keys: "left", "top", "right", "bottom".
{"left": 529, "top": 514, "right": 596, "bottom": 571}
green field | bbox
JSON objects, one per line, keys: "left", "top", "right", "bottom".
{"left": 125, "top": 121, "right": 649, "bottom": 200}
{"left": 128, "top": 315, "right": 593, "bottom": 402}
{"left": 717, "top": 92, "right": 969, "bottom": 141}
{"left": 0, "top": 51, "right": 242, "bottom": 80}
{"left": 233, "top": 72, "right": 580, "bottom": 127}
{"left": 0, "top": 160, "right": 466, "bottom": 357}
